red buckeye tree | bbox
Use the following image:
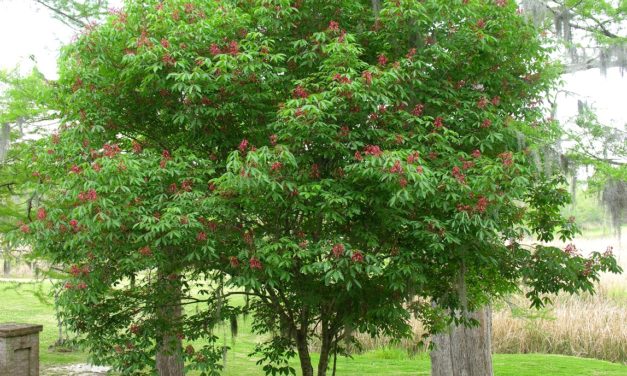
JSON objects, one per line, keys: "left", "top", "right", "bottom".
{"left": 12, "top": 1, "right": 621, "bottom": 376}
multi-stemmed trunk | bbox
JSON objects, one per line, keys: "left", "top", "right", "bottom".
{"left": 295, "top": 329, "right": 314, "bottom": 376}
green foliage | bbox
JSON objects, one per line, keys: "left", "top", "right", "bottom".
{"left": 8, "top": 0, "right": 622, "bottom": 375}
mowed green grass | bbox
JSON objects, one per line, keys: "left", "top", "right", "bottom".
{"left": 1, "top": 281, "right": 625, "bottom": 376}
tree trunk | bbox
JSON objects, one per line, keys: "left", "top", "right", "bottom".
{"left": 430, "top": 306, "right": 493, "bottom": 376}
{"left": 155, "top": 276, "right": 184, "bottom": 376}
{"left": 317, "top": 320, "right": 333, "bottom": 376}
{"left": 3, "top": 258, "right": 10, "bottom": 276}
{"left": 295, "top": 330, "right": 314, "bottom": 376}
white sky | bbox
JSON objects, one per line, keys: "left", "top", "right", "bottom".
{"left": 0, "top": 0, "right": 625, "bottom": 130}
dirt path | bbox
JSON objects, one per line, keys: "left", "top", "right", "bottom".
{"left": 41, "top": 364, "right": 111, "bottom": 376}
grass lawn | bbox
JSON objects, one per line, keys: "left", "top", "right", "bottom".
{"left": 1, "top": 280, "right": 625, "bottom": 376}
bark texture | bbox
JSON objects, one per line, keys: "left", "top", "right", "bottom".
{"left": 430, "top": 307, "right": 493, "bottom": 376}
{"left": 296, "top": 330, "right": 314, "bottom": 376}
{"left": 155, "top": 274, "right": 184, "bottom": 376}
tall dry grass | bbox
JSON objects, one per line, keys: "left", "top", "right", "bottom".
{"left": 492, "top": 280, "right": 626, "bottom": 363}
{"left": 354, "top": 281, "right": 626, "bottom": 364}
{"left": 354, "top": 236, "right": 627, "bottom": 364}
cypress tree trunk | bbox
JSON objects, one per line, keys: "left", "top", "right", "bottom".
{"left": 430, "top": 307, "right": 493, "bottom": 376}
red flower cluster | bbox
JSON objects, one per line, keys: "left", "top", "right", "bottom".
{"left": 462, "top": 160, "right": 475, "bottom": 170}
{"left": 162, "top": 54, "right": 176, "bottom": 66}
{"left": 433, "top": 117, "right": 444, "bottom": 129}
{"left": 269, "top": 134, "right": 278, "bottom": 146}
{"left": 310, "top": 164, "right": 321, "bottom": 179}
{"left": 197, "top": 232, "right": 207, "bottom": 242}
{"left": 362, "top": 71, "right": 373, "bottom": 85}
{"left": 19, "top": 224, "right": 30, "bottom": 234}
{"left": 399, "top": 177, "right": 408, "bottom": 188}
{"left": 69, "top": 264, "right": 90, "bottom": 277}
{"left": 481, "top": 119, "right": 492, "bottom": 128}
{"left": 564, "top": 244, "right": 578, "bottom": 256}
{"left": 271, "top": 161, "right": 282, "bottom": 171}
{"left": 209, "top": 43, "right": 221, "bottom": 56}
{"left": 239, "top": 139, "right": 249, "bottom": 153}
{"left": 328, "top": 20, "right": 340, "bottom": 32}
{"left": 249, "top": 257, "right": 262, "bottom": 270}
{"left": 160, "top": 38, "right": 170, "bottom": 48}
{"left": 475, "top": 196, "right": 489, "bottom": 213}
{"left": 332, "top": 243, "right": 345, "bottom": 258}
{"left": 181, "top": 179, "right": 193, "bottom": 192}
{"left": 452, "top": 166, "right": 466, "bottom": 184}
{"left": 354, "top": 151, "right": 363, "bottom": 161}
{"left": 411, "top": 104, "right": 424, "bottom": 116}
{"left": 132, "top": 141, "right": 142, "bottom": 153}
{"left": 407, "top": 151, "right": 420, "bottom": 164}
{"left": 230, "top": 256, "right": 239, "bottom": 268}
{"left": 498, "top": 152, "right": 513, "bottom": 167}
{"left": 364, "top": 145, "right": 383, "bottom": 157}
{"left": 69, "top": 219, "right": 79, "bottom": 231}
{"left": 293, "top": 85, "right": 309, "bottom": 99}
{"left": 378, "top": 54, "right": 388, "bottom": 66}
{"left": 333, "top": 74, "right": 351, "bottom": 84}
{"left": 351, "top": 250, "right": 364, "bottom": 263}
{"left": 78, "top": 189, "right": 98, "bottom": 202}
{"left": 37, "top": 208, "right": 47, "bottom": 220}
{"left": 471, "top": 149, "right": 481, "bottom": 158}
{"left": 169, "top": 183, "right": 178, "bottom": 194}
{"left": 70, "top": 165, "right": 82, "bottom": 174}
{"left": 103, "top": 143, "right": 122, "bottom": 158}
{"left": 389, "top": 160, "right": 403, "bottom": 174}
{"left": 477, "top": 97, "right": 489, "bottom": 109}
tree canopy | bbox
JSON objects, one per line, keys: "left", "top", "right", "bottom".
{"left": 8, "top": 1, "right": 621, "bottom": 376}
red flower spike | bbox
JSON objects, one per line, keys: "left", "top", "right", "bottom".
{"left": 230, "top": 256, "right": 239, "bottom": 268}
{"left": 362, "top": 71, "right": 373, "bottom": 85}
{"left": 351, "top": 251, "right": 364, "bottom": 263}
{"left": 390, "top": 160, "right": 403, "bottom": 174}
{"left": 378, "top": 54, "right": 388, "bottom": 66}
{"left": 411, "top": 104, "right": 424, "bottom": 116}
{"left": 332, "top": 243, "right": 345, "bottom": 258}
{"left": 239, "top": 139, "right": 249, "bottom": 153}
{"left": 37, "top": 208, "right": 47, "bottom": 220}
{"left": 209, "top": 43, "right": 221, "bottom": 56}
{"left": 249, "top": 257, "right": 262, "bottom": 270}
{"left": 139, "top": 246, "right": 152, "bottom": 256}
{"left": 196, "top": 232, "right": 207, "bottom": 242}
{"left": 471, "top": 149, "right": 481, "bottom": 158}
{"left": 433, "top": 117, "right": 444, "bottom": 129}
{"left": 328, "top": 20, "right": 340, "bottom": 32}
{"left": 293, "top": 85, "right": 309, "bottom": 99}
{"left": 364, "top": 145, "right": 382, "bottom": 157}
{"left": 271, "top": 162, "right": 282, "bottom": 171}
